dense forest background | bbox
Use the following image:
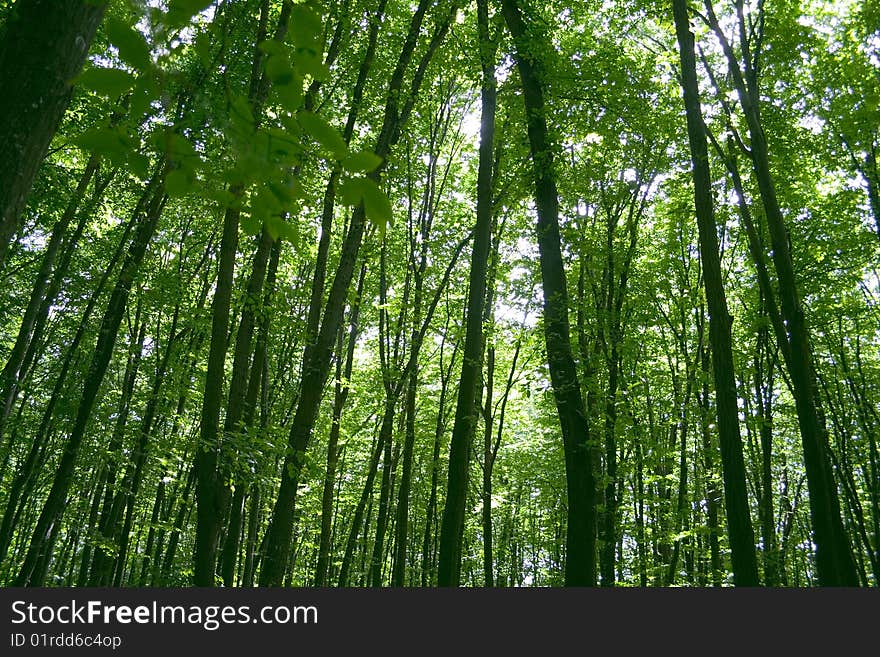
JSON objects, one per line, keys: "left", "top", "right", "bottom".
{"left": 0, "top": 0, "right": 877, "bottom": 587}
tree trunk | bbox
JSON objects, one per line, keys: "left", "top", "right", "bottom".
{"left": 15, "top": 169, "right": 166, "bottom": 586}
{"left": 502, "top": 0, "right": 597, "bottom": 586}
{"left": 703, "top": 0, "right": 858, "bottom": 587}
{"left": 193, "top": 0, "right": 287, "bottom": 587}
{"left": 672, "top": 0, "right": 760, "bottom": 586}
{"left": 0, "top": 154, "right": 100, "bottom": 441}
{"left": 0, "top": 0, "right": 107, "bottom": 270}
{"left": 260, "top": 0, "right": 453, "bottom": 585}
{"left": 313, "top": 293, "right": 358, "bottom": 586}
{"left": 437, "top": 0, "right": 496, "bottom": 587}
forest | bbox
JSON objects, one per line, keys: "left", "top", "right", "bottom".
{"left": 0, "top": 0, "right": 877, "bottom": 588}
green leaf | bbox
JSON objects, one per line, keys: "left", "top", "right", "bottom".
{"left": 266, "top": 54, "right": 295, "bottom": 86}
{"left": 77, "top": 125, "right": 148, "bottom": 179}
{"left": 106, "top": 17, "right": 151, "bottom": 70}
{"left": 297, "top": 112, "right": 347, "bottom": 159}
{"left": 76, "top": 67, "right": 135, "bottom": 98}
{"left": 360, "top": 178, "right": 393, "bottom": 229}
{"left": 266, "top": 215, "right": 299, "bottom": 243}
{"left": 163, "top": 132, "right": 199, "bottom": 163}
{"left": 258, "top": 39, "right": 287, "bottom": 57}
{"left": 75, "top": 127, "right": 129, "bottom": 159}
{"left": 194, "top": 34, "right": 212, "bottom": 68}
{"left": 240, "top": 212, "right": 262, "bottom": 237}
{"left": 165, "top": 168, "right": 194, "bottom": 197}
{"left": 129, "top": 73, "right": 160, "bottom": 122}
{"left": 229, "top": 94, "right": 255, "bottom": 136}
{"left": 276, "top": 79, "right": 304, "bottom": 111}
{"left": 343, "top": 150, "right": 383, "bottom": 173}
{"left": 267, "top": 179, "right": 294, "bottom": 205}
{"left": 205, "top": 188, "right": 236, "bottom": 208}
{"left": 267, "top": 127, "right": 301, "bottom": 157}
{"left": 289, "top": 4, "right": 322, "bottom": 50}
{"left": 251, "top": 185, "right": 282, "bottom": 218}
{"left": 127, "top": 152, "right": 151, "bottom": 180}
{"left": 166, "top": 0, "right": 213, "bottom": 27}
{"left": 296, "top": 51, "right": 329, "bottom": 81}
{"left": 338, "top": 177, "right": 365, "bottom": 206}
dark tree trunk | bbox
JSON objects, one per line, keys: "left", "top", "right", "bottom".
{"left": 194, "top": 0, "right": 290, "bottom": 587}
{"left": 0, "top": 207, "right": 132, "bottom": 568}
{"left": 338, "top": 431, "right": 384, "bottom": 586}
{"left": 260, "top": 0, "right": 453, "bottom": 585}
{"left": 0, "top": 155, "right": 100, "bottom": 441}
{"left": 703, "top": 0, "right": 858, "bottom": 587}
{"left": 421, "top": 331, "right": 458, "bottom": 586}
{"left": 437, "top": 0, "right": 496, "bottom": 587}
{"left": 502, "top": 0, "right": 597, "bottom": 586}
{"left": 15, "top": 170, "right": 166, "bottom": 586}
{"left": 313, "top": 306, "right": 356, "bottom": 586}
{"left": 0, "top": 0, "right": 107, "bottom": 271}
{"left": 217, "top": 229, "right": 275, "bottom": 587}
{"left": 672, "top": 0, "right": 760, "bottom": 586}
{"left": 87, "top": 304, "right": 148, "bottom": 585}
{"left": 698, "top": 343, "right": 723, "bottom": 586}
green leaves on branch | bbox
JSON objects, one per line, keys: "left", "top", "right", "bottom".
{"left": 165, "top": 0, "right": 214, "bottom": 28}
{"left": 265, "top": 215, "right": 299, "bottom": 243}
{"left": 343, "top": 151, "right": 384, "bottom": 173}
{"left": 165, "top": 169, "right": 195, "bottom": 196}
{"left": 289, "top": 4, "right": 323, "bottom": 52}
{"left": 289, "top": 2, "right": 328, "bottom": 80}
{"left": 161, "top": 132, "right": 205, "bottom": 197}
{"left": 260, "top": 44, "right": 300, "bottom": 109}
{"left": 77, "top": 67, "right": 136, "bottom": 98}
{"left": 298, "top": 112, "right": 348, "bottom": 159}
{"left": 339, "top": 177, "right": 394, "bottom": 231}
{"left": 242, "top": 183, "right": 302, "bottom": 244}
{"left": 75, "top": 126, "right": 150, "bottom": 179}
{"left": 106, "top": 17, "right": 152, "bottom": 71}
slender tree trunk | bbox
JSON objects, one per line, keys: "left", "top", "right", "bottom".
{"left": 0, "top": 207, "right": 133, "bottom": 569}
{"left": 314, "top": 264, "right": 365, "bottom": 586}
{"left": 260, "top": 0, "right": 454, "bottom": 585}
{"left": 697, "top": 343, "right": 724, "bottom": 586}
{"left": 703, "top": 0, "right": 858, "bottom": 587}
{"left": 87, "top": 303, "right": 148, "bottom": 585}
{"left": 437, "top": 0, "right": 496, "bottom": 587}
{"left": 0, "top": 155, "right": 100, "bottom": 441}
{"left": 421, "top": 331, "right": 458, "bottom": 586}
{"left": 15, "top": 169, "right": 166, "bottom": 586}
{"left": 481, "top": 345, "right": 496, "bottom": 587}
{"left": 193, "top": 0, "right": 284, "bottom": 587}
{"left": 752, "top": 321, "right": 781, "bottom": 586}
{"left": 502, "top": 0, "right": 597, "bottom": 586}
{"left": 338, "top": 431, "right": 384, "bottom": 587}
{"left": 217, "top": 228, "right": 275, "bottom": 587}
{"left": 672, "top": 0, "right": 760, "bottom": 585}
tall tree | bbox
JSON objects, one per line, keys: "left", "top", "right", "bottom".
{"left": 502, "top": 0, "right": 597, "bottom": 586}
{"left": 0, "top": 0, "right": 107, "bottom": 271}
{"left": 671, "top": 0, "right": 760, "bottom": 586}
{"left": 437, "top": 0, "right": 497, "bottom": 587}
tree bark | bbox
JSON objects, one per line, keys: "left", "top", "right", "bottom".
{"left": 672, "top": 0, "right": 760, "bottom": 586}
{"left": 702, "top": 0, "right": 858, "bottom": 586}
{"left": 502, "top": 0, "right": 597, "bottom": 586}
{"left": 259, "top": 0, "right": 454, "bottom": 585}
{"left": 437, "top": 0, "right": 496, "bottom": 587}
{"left": 0, "top": 0, "right": 107, "bottom": 271}
{"left": 15, "top": 169, "right": 167, "bottom": 586}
